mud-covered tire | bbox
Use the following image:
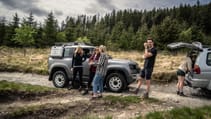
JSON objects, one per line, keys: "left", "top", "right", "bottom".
{"left": 106, "top": 73, "right": 127, "bottom": 92}
{"left": 52, "top": 71, "right": 68, "bottom": 88}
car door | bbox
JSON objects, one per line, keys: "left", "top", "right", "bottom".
{"left": 63, "top": 47, "right": 75, "bottom": 76}
{"left": 205, "top": 51, "right": 211, "bottom": 79}
{"left": 82, "top": 48, "right": 94, "bottom": 80}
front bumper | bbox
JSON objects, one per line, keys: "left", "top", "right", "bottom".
{"left": 127, "top": 73, "right": 138, "bottom": 84}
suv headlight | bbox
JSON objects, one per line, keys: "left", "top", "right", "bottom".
{"left": 129, "top": 64, "right": 136, "bottom": 69}
{"left": 129, "top": 64, "right": 140, "bottom": 73}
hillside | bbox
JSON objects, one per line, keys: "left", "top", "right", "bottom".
{"left": 0, "top": 47, "right": 184, "bottom": 82}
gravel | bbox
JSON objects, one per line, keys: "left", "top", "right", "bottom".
{"left": 0, "top": 72, "right": 211, "bottom": 108}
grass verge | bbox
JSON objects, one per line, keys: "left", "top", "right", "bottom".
{"left": 1, "top": 104, "right": 69, "bottom": 119}
{"left": 103, "top": 95, "right": 140, "bottom": 106}
{"left": 103, "top": 95, "right": 160, "bottom": 107}
{"left": 136, "top": 106, "right": 211, "bottom": 119}
{"left": 0, "top": 80, "right": 56, "bottom": 93}
{"left": 0, "top": 80, "right": 58, "bottom": 102}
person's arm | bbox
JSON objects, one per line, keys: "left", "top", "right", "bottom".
{"left": 187, "top": 58, "right": 193, "bottom": 72}
{"left": 144, "top": 48, "right": 156, "bottom": 58}
{"left": 89, "top": 53, "right": 94, "bottom": 62}
{"left": 82, "top": 53, "right": 87, "bottom": 62}
{"left": 71, "top": 54, "right": 75, "bottom": 68}
{"left": 144, "top": 49, "right": 152, "bottom": 58}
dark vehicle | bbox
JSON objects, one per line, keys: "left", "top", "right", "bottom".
{"left": 48, "top": 42, "right": 140, "bottom": 92}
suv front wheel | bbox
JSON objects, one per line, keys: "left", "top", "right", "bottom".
{"left": 52, "top": 71, "right": 68, "bottom": 88}
{"left": 106, "top": 73, "right": 126, "bottom": 92}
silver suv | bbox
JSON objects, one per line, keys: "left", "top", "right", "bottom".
{"left": 167, "top": 42, "right": 211, "bottom": 91}
{"left": 48, "top": 42, "right": 140, "bottom": 92}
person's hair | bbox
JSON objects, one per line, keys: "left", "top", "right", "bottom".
{"left": 99, "top": 45, "right": 106, "bottom": 53}
{"left": 187, "top": 52, "right": 191, "bottom": 57}
{"left": 95, "top": 46, "right": 99, "bottom": 51}
{"left": 74, "top": 46, "right": 83, "bottom": 55}
{"left": 187, "top": 51, "right": 197, "bottom": 58}
{"left": 147, "top": 37, "right": 153, "bottom": 42}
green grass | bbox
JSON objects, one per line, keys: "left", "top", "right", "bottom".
{"left": 0, "top": 80, "right": 56, "bottom": 93}
{"left": 140, "top": 106, "right": 211, "bottom": 119}
{"left": 103, "top": 95, "right": 160, "bottom": 107}
{"left": 3, "top": 104, "right": 68, "bottom": 119}
{"left": 5, "top": 103, "right": 211, "bottom": 119}
{"left": 143, "top": 97, "right": 160, "bottom": 104}
{"left": 103, "top": 95, "right": 141, "bottom": 106}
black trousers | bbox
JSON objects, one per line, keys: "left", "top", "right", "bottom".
{"left": 72, "top": 67, "right": 83, "bottom": 87}
{"left": 88, "top": 71, "right": 96, "bottom": 89}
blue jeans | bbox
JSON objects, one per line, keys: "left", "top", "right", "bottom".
{"left": 93, "top": 73, "right": 104, "bottom": 94}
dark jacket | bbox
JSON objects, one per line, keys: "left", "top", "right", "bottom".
{"left": 71, "top": 53, "right": 86, "bottom": 68}
{"left": 144, "top": 47, "right": 157, "bottom": 69}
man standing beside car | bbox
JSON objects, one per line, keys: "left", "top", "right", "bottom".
{"left": 134, "top": 37, "right": 157, "bottom": 99}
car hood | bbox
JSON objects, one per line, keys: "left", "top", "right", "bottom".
{"left": 167, "top": 42, "right": 203, "bottom": 51}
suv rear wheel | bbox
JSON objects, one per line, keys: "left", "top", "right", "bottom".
{"left": 106, "top": 73, "right": 126, "bottom": 92}
{"left": 52, "top": 71, "right": 68, "bottom": 88}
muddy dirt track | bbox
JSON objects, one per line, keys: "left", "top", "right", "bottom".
{"left": 0, "top": 72, "right": 211, "bottom": 119}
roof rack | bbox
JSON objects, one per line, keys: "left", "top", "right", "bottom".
{"left": 54, "top": 42, "right": 92, "bottom": 47}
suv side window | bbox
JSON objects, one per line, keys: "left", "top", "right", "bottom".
{"left": 64, "top": 48, "right": 74, "bottom": 57}
{"left": 207, "top": 53, "right": 211, "bottom": 66}
{"left": 83, "top": 48, "right": 94, "bottom": 58}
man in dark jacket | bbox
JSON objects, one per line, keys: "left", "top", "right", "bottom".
{"left": 134, "top": 37, "right": 157, "bottom": 99}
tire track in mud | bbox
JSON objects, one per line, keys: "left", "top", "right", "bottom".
{"left": 1, "top": 72, "right": 211, "bottom": 119}
{"left": 1, "top": 72, "right": 211, "bottom": 107}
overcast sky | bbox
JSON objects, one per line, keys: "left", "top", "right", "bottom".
{"left": 0, "top": 0, "right": 211, "bottom": 23}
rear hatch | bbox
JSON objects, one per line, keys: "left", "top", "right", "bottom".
{"left": 167, "top": 42, "right": 203, "bottom": 84}
{"left": 167, "top": 42, "right": 202, "bottom": 50}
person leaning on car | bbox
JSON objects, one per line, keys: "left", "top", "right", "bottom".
{"left": 68, "top": 46, "right": 86, "bottom": 91}
{"left": 176, "top": 52, "right": 196, "bottom": 96}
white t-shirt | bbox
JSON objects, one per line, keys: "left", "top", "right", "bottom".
{"left": 178, "top": 57, "right": 192, "bottom": 73}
